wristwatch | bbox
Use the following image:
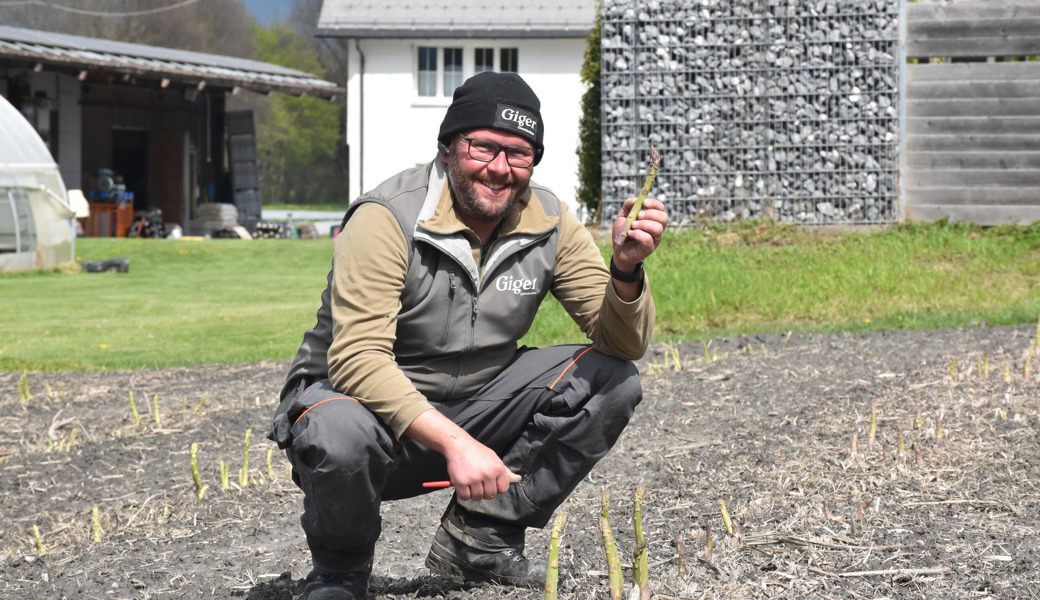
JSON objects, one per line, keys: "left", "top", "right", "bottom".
{"left": 610, "top": 257, "right": 644, "bottom": 283}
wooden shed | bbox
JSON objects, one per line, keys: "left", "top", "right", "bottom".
{"left": 0, "top": 25, "right": 343, "bottom": 236}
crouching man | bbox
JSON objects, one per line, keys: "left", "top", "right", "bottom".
{"left": 269, "top": 71, "right": 668, "bottom": 600}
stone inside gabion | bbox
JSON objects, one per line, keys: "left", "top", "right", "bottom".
{"left": 599, "top": 0, "right": 900, "bottom": 226}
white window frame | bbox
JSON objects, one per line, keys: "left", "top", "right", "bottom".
{"left": 474, "top": 47, "right": 495, "bottom": 74}
{"left": 499, "top": 47, "right": 518, "bottom": 73}
{"left": 417, "top": 46, "right": 439, "bottom": 98}
{"left": 442, "top": 47, "right": 464, "bottom": 96}
{"left": 413, "top": 43, "right": 521, "bottom": 104}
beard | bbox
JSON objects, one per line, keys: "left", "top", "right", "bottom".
{"left": 448, "top": 158, "right": 529, "bottom": 224}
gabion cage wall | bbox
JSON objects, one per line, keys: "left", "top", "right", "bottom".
{"left": 600, "top": 0, "right": 901, "bottom": 225}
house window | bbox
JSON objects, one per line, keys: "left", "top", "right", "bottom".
{"left": 500, "top": 48, "right": 518, "bottom": 73}
{"left": 417, "top": 46, "right": 520, "bottom": 97}
{"left": 475, "top": 48, "right": 494, "bottom": 73}
{"left": 418, "top": 47, "right": 438, "bottom": 97}
{"left": 443, "top": 48, "right": 464, "bottom": 96}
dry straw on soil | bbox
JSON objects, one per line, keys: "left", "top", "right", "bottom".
{"left": 1, "top": 325, "right": 1038, "bottom": 599}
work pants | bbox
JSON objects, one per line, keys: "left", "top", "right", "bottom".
{"left": 269, "top": 345, "right": 642, "bottom": 575}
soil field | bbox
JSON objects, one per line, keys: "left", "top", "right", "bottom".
{"left": 2, "top": 324, "right": 1039, "bottom": 600}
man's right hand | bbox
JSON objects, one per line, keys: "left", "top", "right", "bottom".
{"left": 403, "top": 408, "right": 519, "bottom": 501}
{"left": 444, "top": 436, "right": 521, "bottom": 500}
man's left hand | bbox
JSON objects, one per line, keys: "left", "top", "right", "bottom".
{"left": 611, "top": 196, "right": 669, "bottom": 273}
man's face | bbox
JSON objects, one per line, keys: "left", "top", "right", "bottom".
{"left": 443, "top": 128, "right": 535, "bottom": 224}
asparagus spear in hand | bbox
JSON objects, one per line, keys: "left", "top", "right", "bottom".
{"left": 614, "top": 145, "right": 660, "bottom": 246}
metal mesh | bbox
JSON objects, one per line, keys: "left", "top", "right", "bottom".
{"left": 600, "top": 0, "right": 901, "bottom": 225}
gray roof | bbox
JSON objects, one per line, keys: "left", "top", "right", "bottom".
{"left": 317, "top": 0, "right": 597, "bottom": 39}
{"left": 0, "top": 25, "right": 342, "bottom": 100}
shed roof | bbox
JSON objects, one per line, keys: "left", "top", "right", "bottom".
{"left": 0, "top": 25, "right": 343, "bottom": 100}
{"left": 317, "top": 0, "right": 596, "bottom": 39}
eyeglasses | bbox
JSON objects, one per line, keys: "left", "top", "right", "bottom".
{"left": 459, "top": 134, "right": 537, "bottom": 168}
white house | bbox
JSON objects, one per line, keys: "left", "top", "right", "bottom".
{"left": 316, "top": 0, "right": 596, "bottom": 217}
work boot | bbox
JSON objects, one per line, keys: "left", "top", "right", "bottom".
{"left": 425, "top": 526, "right": 546, "bottom": 588}
{"left": 301, "top": 570, "right": 368, "bottom": 600}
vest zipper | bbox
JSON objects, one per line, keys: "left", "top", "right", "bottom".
{"left": 438, "top": 272, "right": 457, "bottom": 349}
{"left": 469, "top": 296, "right": 479, "bottom": 349}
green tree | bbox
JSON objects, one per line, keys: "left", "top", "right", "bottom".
{"left": 576, "top": 2, "right": 603, "bottom": 223}
{"left": 289, "top": 0, "right": 348, "bottom": 87}
{"left": 252, "top": 24, "right": 346, "bottom": 205}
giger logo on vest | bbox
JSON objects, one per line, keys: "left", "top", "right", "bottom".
{"left": 495, "top": 104, "right": 538, "bottom": 137}
{"left": 495, "top": 274, "right": 538, "bottom": 295}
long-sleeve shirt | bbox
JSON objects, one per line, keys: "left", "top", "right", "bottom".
{"left": 324, "top": 171, "right": 655, "bottom": 438}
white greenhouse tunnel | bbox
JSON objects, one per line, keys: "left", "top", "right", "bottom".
{"left": 0, "top": 93, "right": 83, "bottom": 271}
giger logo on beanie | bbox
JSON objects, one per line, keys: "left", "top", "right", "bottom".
{"left": 438, "top": 72, "right": 545, "bottom": 165}
{"left": 495, "top": 105, "right": 538, "bottom": 137}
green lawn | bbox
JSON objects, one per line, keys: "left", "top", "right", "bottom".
{"left": 518, "top": 221, "right": 1040, "bottom": 347}
{"left": 0, "top": 238, "right": 332, "bottom": 371}
{"left": 2, "top": 220, "right": 1039, "bottom": 371}
{"left": 263, "top": 203, "right": 351, "bottom": 212}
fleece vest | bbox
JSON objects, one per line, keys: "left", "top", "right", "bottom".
{"left": 281, "top": 159, "right": 562, "bottom": 402}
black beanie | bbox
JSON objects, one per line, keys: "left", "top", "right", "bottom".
{"left": 437, "top": 71, "right": 544, "bottom": 165}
